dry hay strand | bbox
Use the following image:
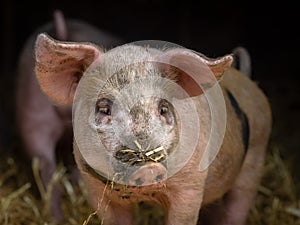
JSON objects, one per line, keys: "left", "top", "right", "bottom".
{"left": 115, "top": 141, "right": 166, "bottom": 166}
{"left": 82, "top": 178, "right": 112, "bottom": 225}
{"left": 0, "top": 154, "right": 99, "bottom": 225}
{"left": 0, "top": 144, "right": 299, "bottom": 224}
{"left": 247, "top": 146, "right": 300, "bottom": 225}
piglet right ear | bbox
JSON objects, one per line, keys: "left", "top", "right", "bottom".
{"left": 158, "top": 49, "right": 233, "bottom": 97}
{"left": 35, "top": 33, "right": 102, "bottom": 105}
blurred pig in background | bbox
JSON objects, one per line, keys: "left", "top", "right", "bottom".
{"left": 15, "top": 9, "right": 123, "bottom": 222}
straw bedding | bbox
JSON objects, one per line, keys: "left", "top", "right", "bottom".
{"left": 1, "top": 139, "right": 299, "bottom": 225}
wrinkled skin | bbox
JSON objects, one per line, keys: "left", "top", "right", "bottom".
{"left": 15, "top": 11, "right": 123, "bottom": 222}
{"left": 34, "top": 34, "right": 272, "bottom": 225}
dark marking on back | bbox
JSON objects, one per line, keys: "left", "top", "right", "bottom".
{"left": 226, "top": 89, "right": 249, "bottom": 152}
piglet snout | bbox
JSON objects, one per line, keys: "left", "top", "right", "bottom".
{"left": 128, "top": 163, "right": 167, "bottom": 186}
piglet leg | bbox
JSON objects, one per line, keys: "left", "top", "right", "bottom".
{"left": 38, "top": 146, "right": 64, "bottom": 222}
{"left": 18, "top": 85, "right": 65, "bottom": 221}
{"left": 220, "top": 144, "right": 266, "bottom": 225}
{"left": 166, "top": 187, "right": 204, "bottom": 225}
{"left": 200, "top": 144, "right": 267, "bottom": 225}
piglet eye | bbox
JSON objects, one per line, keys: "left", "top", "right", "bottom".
{"left": 159, "top": 100, "right": 170, "bottom": 115}
{"left": 160, "top": 106, "right": 169, "bottom": 115}
{"left": 96, "top": 98, "right": 112, "bottom": 116}
{"left": 159, "top": 99, "right": 174, "bottom": 125}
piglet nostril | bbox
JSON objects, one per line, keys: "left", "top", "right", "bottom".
{"left": 135, "top": 178, "right": 144, "bottom": 186}
{"left": 155, "top": 174, "right": 164, "bottom": 182}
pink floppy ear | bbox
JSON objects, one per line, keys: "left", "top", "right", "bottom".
{"left": 35, "top": 33, "right": 102, "bottom": 105}
{"left": 158, "top": 49, "right": 233, "bottom": 97}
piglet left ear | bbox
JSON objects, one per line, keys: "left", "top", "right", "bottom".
{"left": 157, "top": 49, "right": 233, "bottom": 97}
{"left": 35, "top": 33, "right": 102, "bottom": 105}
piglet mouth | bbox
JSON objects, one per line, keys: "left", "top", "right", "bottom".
{"left": 115, "top": 141, "right": 167, "bottom": 166}
{"left": 112, "top": 140, "right": 169, "bottom": 186}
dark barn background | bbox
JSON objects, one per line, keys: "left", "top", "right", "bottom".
{"left": 0, "top": 0, "right": 299, "bottom": 218}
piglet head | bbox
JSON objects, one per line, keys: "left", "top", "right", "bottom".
{"left": 35, "top": 35, "right": 232, "bottom": 186}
